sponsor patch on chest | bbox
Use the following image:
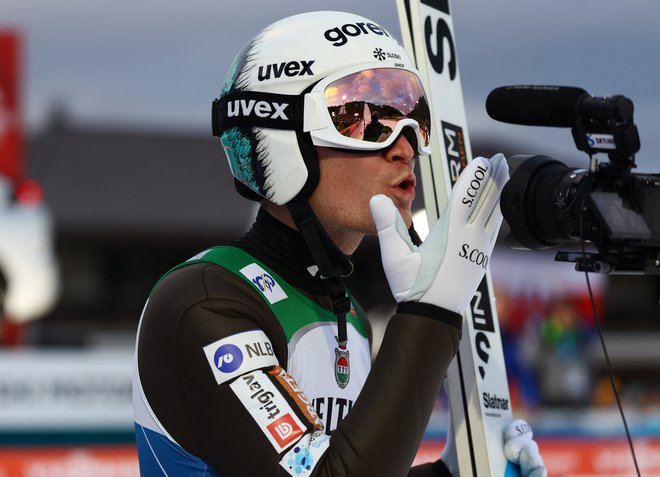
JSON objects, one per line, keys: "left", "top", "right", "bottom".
{"left": 240, "top": 263, "right": 288, "bottom": 304}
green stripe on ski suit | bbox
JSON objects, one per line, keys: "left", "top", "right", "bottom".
{"left": 153, "top": 246, "right": 368, "bottom": 342}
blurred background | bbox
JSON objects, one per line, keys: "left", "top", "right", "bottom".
{"left": 1, "top": 0, "right": 659, "bottom": 475}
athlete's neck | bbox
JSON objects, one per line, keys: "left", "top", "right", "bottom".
{"left": 260, "top": 201, "right": 363, "bottom": 255}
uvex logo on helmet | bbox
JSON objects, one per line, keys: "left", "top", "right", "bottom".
{"left": 227, "top": 99, "right": 290, "bottom": 120}
{"left": 258, "top": 60, "right": 315, "bottom": 82}
{"left": 324, "top": 21, "right": 391, "bottom": 47}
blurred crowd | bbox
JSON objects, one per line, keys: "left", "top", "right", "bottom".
{"left": 494, "top": 279, "right": 660, "bottom": 415}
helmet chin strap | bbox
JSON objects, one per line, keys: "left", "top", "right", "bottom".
{"left": 286, "top": 197, "right": 354, "bottom": 279}
{"left": 286, "top": 196, "right": 353, "bottom": 347}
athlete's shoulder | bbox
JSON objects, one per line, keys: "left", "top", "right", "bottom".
{"left": 149, "top": 247, "right": 270, "bottom": 305}
{"left": 142, "top": 249, "right": 286, "bottom": 352}
{"left": 138, "top": 253, "right": 289, "bottom": 378}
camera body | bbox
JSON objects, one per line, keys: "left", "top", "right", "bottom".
{"left": 488, "top": 85, "right": 660, "bottom": 274}
{"left": 501, "top": 154, "right": 660, "bottom": 273}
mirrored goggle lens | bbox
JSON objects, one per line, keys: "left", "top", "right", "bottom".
{"left": 323, "top": 68, "right": 431, "bottom": 147}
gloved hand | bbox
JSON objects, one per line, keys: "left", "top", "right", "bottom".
{"left": 504, "top": 419, "right": 547, "bottom": 477}
{"left": 369, "top": 153, "right": 508, "bottom": 314}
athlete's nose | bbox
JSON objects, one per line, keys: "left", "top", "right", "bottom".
{"left": 384, "top": 133, "right": 415, "bottom": 165}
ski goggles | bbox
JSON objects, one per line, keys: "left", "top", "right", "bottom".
{"left": 304, "top": 65, "right": 432, "bottom": 155}
{"left": 213, "top": 65, "right": 432, "bottom": 155}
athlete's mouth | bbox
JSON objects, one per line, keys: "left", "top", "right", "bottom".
{"left": 395, "top": 173, "right": 416, "bottom": 192}
{"left": 398, "top": 179, "right": 415, "bottom": 191}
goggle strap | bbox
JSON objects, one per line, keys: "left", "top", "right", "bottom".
{"left": 212, "top": 91, "right": 305, "bottom": 136}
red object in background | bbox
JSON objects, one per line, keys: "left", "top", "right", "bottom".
{"left": 0, "top": 438, "right": 658, "bottom": 476}
{"left": 0, "top": 446, "right": 139, "bottom": 477}
{"left": 15, "top": 179, "right": 43, "bottom": 205}
{"left": 0, "top": 31, "right": 24, "bottom": 183}
{"left": 0, "top": 319, "right": 25, "bottom": 346}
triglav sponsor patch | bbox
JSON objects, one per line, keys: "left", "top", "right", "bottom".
{"left": 230, "top": 370, "right": 306, "bottom": 453}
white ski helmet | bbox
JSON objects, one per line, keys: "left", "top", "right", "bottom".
{"left": 212, "top": 11, "right": 432, "bottom": 205}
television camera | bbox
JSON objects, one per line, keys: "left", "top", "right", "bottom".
{"left": 486, "top": 85, "right": 660, "bottom": 274}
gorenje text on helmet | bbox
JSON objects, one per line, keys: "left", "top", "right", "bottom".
{"left": 324, "top": 22, "right": 391, "bottom": 47}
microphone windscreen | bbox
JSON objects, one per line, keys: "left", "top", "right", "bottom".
{"left": 486, "top": 85, "right": 588, "bottom": 127}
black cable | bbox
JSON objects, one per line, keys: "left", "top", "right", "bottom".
{"left": 579, "top": 198, "right": 641, "bottom": 477}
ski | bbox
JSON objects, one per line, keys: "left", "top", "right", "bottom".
{"left": 395, "top": 1, "right": 518, "bottom": 475}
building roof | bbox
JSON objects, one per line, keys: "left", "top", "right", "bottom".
{"left": 28, "top": 121, "right": 257, "bottom": 240}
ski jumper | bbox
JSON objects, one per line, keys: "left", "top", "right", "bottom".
{"left": 133, "top": 208, "right": 460, "bottom": 476}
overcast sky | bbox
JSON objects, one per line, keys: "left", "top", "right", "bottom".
{"left": 2, "top": 0, "right": 659, "bottom": 171}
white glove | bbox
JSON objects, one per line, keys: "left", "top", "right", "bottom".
{"left": 369, "top": 154, "right": 508, "bottom": 314}
{"left": 504, "top": 419, "right": 547, "bottom": 477}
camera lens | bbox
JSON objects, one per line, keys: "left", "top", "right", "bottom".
{"left": 500, "top": 155, "right": 586, "bottom": 250}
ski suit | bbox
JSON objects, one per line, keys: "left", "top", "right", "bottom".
{"left": 133, "top": 208, "right": 460, "bottom": 476}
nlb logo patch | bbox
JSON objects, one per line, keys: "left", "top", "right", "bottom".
{"left": 240, "top": 263, "right": 288, "bottom": 304}
{"left": 203, "top": 330, "right": 278, "bottom": 384}
{"left": 214, "top": 343, "right": 243, "bottom": 373}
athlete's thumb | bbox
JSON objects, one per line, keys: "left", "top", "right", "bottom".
{"left": 369, "top": 194, "right": 421, "bottom": 302}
